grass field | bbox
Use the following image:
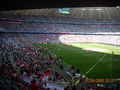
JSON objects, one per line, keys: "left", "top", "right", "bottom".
{"left": 34, "top": 43, "right": 120, "bottom": 79}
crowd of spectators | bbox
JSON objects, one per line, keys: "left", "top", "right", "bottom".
{"left": 0, "top": 12, "right": 120, "bottom": 34}
{"left": 0, "top": 35, "right": 69, "bottom": 90}
{"left": 1, "top": 21, "right": 120, "bottom": 34}
{"left": 25, "top": 34, "right": 120, "bottom": 46}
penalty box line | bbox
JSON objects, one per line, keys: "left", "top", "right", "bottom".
{"left": 85, "top": 54, "right": 107, "bottom": 75}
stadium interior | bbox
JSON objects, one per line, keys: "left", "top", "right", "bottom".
{"left": 0, "top": 1, "right": 120, "bottom": 90}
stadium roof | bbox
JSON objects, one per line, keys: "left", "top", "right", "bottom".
{"left": 0, "top": 7, "right": 120, "bottom": 20}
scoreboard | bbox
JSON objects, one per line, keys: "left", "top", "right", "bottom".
{"left": 59, "top": 8, "right": 70, "bottom": 14}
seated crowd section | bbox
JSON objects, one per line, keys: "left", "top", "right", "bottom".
{"left": 25, "top": 34, "right": 120, "bottom": 46}
{"left": 0, "top": 15, "right": 120, "bottom": 46}
{"left": 0, "top": 20, "right": 120, "bottom": 33}
{"left": 0, "top": 12, "right": 120, "bottom": 33}
{"left": 0, "top": 34, "right": 70, "bottom": 90}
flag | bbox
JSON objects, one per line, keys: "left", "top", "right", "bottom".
{"left": 40, "top": 72, "right": 51, "bottom": 81}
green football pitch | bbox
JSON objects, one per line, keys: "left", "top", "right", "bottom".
{"left": 34, "top": 43, "right": 120, "bottom": 79}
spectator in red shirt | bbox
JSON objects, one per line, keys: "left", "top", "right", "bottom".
{"left": 30, "top": 79, "right": 40, "bottom": 90}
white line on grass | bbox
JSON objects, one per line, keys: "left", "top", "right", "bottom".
{"left": 85, "top": 54, "right": 107, "bottom": 75}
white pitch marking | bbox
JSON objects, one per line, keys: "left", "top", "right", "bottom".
{"left": 85, "top": 54, "right": 107, "bottom": 75}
